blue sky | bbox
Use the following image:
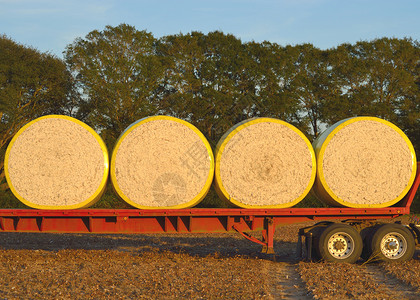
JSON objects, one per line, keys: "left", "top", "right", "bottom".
{"left": 1, "top": 0, "right": 419, "bottom": 58}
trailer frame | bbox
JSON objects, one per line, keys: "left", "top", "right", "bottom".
{"left": 0, "top": 163, "right": 419, "bottom": 255}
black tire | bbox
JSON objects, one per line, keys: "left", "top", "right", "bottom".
{"left": 360, "top": 224, "right": 381, "bottom": 261}
{"left": 315, "top": 223, "right": 363, "bottom": 263}
{"left": 368, "top": 223, "right": 415, "bottom": 262}
{"left": 307, "top": 227, "right": 323, "bottom": 261}
{"left": 307, "top": 222, "right": 333, "bottom": 261}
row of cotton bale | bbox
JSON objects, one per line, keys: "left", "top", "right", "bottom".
{"left": 4, "top": 115, "right": 417, "bottom": 209}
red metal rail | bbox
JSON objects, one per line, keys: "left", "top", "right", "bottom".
{"left": 0, "top": 162, "right": 419, "bottom": 253}
{"left": 0, "top": 206, "right": 412, "bottom": 234}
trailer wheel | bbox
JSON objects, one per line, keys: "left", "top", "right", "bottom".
{"left": 368, "top": 223, "right": 415, "bottom": 262}
{"left": 315, "top": 223, "right": 363, "bottom": 263}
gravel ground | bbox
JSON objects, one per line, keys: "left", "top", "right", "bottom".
{"left": 0, "top": 249, "right": 268, "bottom": 299}
{"left": 382, "top": 260, "right": 420, "bottom": 291}
{"left": 0, "top": 231, "right": 270, "bottom": 299}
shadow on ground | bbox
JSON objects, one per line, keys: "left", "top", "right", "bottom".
{"left": 0, "top": 231, "right": 300, "bottom": 261}
{"left": 1, "top": 225, "right": 418, "bottom": 262}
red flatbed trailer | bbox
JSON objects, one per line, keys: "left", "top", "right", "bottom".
{"left": 1, "top": 162, "right": 419, "bottom": 262}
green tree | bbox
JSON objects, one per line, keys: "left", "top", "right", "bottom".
{"left": 406, "top": 64, "right": 420, "bottom": 155}
{"left": 245, "top": 41, "right": 304, "bottom": 128}
{"left": 321, "top": 42, "right": 373, "bottom": 121}
{"left": 199, "top": 31, "right": 257, "bottom": 136}
{"left": 325, "top": 38, "right": 420, "bottom": 134}
{"left": 282, "top": 44, "right": 335, "bottom": 138}
{"left": 157, "top": 31, "right": 261, "bottom": 144}
{"left": 0, "top": 35, "right": 75, "bottom": 191}
{"left": 156, "top": 32, "right": 207, "bottom": 128}
{"left": 65, "top": 24, "right": 164, "bottom": 146}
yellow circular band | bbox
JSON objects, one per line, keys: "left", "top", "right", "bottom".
{"left": 4, "top": 115, "right": 109, "bottom": 210}
{"left": 214, "top": 117, "right": 317, "bottom": 208}
{"left": 110, "top": 115, "right": 214, "bottom": 209}
{"left": 314, "top": 116, "right": 417, "bottom": 208}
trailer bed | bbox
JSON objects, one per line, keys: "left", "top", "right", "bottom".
{"left": 1, "top": 162, "right": 419, "bottom": 255}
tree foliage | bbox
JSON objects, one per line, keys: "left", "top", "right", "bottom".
{"left": 326, "top": 39, "right": 419, "bottom": 122}
{"left": 0, "top": 35, "right": 76, "bottom": 191}
{"left": 64, "top": 25, "right": 419, "bottom": 152}
{"left": 157, "top": 31, "right": 265, "bottom": 143}
{"left": 65, "top": 24, "right": 164, "bottom": 146}
{"left": 325, "top": 38, "right": 420, "bottom": 152}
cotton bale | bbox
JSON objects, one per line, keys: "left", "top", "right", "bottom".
{"left": 214, "top": 118, "right": 316, "bottom": 208}
{"left": 110, "top": 116, "right": 214, "bottom": 209}
{"left": 312, "top": 117, "right": 417, "bottom": 208}
{"left": 4, "top": 115, "right": 109, "bottom": 209}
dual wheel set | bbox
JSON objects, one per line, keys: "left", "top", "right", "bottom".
{"left": 300, "top": 222, "right": 419, "bottom": 263}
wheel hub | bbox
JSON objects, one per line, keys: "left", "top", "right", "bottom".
{"left": 380, "top": 233, "right": 406, "bottom": 259}
{"left": 385, "top": 240, "right": 398, "bottom": 251}
{"left": 333, "top": 240, "right": 346, "bottom": 251}
{"left": 327, "top": 233, "right": 354, "bottom": 259}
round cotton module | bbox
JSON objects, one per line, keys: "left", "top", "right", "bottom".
{"left": 312, "top": 117, "right": 417, "bottom": 208}
{"left": 4, "top": 115, "right": 109, "bottom": 209}
{"left": 110, "top": 116, "right": 214, "bottom": 209}
{"left": 214, "top": 118, "right": 316, "bottom": 208}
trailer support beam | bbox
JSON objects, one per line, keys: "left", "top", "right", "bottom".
{"left": 261, "top": 217, "right": 275, "bottom": 254}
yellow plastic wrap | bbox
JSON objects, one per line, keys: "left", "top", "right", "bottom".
{"left": 312, "top": 117, "right": 417, "bottom": 208}
{"left": 110, "top": 116, "right": 214, "bottom": 209}
{"left": 214, "top": 118, "right": 316, "bottom": 208}
{"left": 4, "top": 115, "right": 109, "bottom": 209}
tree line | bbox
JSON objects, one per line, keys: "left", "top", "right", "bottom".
{"left": 63, "top": 24, "right": 420, "bottom": 151}
{"left": 1, "top": 24, "right": 419, "bottom": 208}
